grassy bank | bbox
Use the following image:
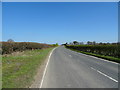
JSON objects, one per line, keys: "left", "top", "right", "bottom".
{"left": 66, "top": 47, "right": 120, "bottom": 63}
{"left": 2, "top": 47, "right": 54, "bottom": 88}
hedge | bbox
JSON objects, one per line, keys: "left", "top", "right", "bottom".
{"left": 1, "top": 42, "right": 52, "bottom": 54}
{"left": 66, "top": 45, "right": 120, "bottom": 58}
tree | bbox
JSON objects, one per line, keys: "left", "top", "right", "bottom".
{"left": 93, "top": 41, "right": 96, "bottom": 45}
{"left": 73, "top": 41, "right": 79, "bottom": 45}
{"left": 7, "top": 39, "right": 14, "bottom": 42}
{"left": 55, "top": 43, "right": 59, "bottom": 46}
{"left": 65, "top": 42, "right": 68, "bottom": 45}
{"left": 99, "top": 42, "right": 103, "bottom": 45}
{"left": 87, "top": 41, "right": 92, "bottom": 45}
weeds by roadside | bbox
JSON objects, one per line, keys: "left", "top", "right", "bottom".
{"left": 2, "top": 47, "right": 54, "bottom": 88}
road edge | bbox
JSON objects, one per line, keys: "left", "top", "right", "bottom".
{"left": 39, "top": 47, "right": 57, "bottom": 88}
{"left": 66, "top": 47, "right": 118, "bottom": 65}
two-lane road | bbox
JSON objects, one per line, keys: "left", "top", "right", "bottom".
{"left": 41, "top": 46, "right": 118, "bottom": 88}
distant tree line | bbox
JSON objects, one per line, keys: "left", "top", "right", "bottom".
{"left": 64, "top": 40, "right": 120, "bottom": 60}
{"left": 52, "top": 43, "right": 59, "bottom": 47}
{"left": 64, "top": 41, "right": 119, "bottom": 46}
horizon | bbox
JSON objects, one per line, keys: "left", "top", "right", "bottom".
{"left": 1, "top": 38, "right": 119, "bottom": 44}
{"left": 2, "top": 2, "right": 118, "bottom": 44}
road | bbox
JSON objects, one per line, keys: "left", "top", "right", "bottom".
{"left": 41, "top": 46, "right": 118, "bottom": 88}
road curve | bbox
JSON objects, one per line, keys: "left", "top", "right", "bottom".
{"left": 42, "top": 46, "right": 118, "bottom": 88}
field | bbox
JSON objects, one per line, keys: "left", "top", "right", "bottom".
{"left": 66, "top": 45, "right": 120, "bottom": 63}
{"left": 2, "top": 47, "right": 54, "bottom": 88}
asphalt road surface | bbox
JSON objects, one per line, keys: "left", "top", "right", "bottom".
{"left": 41, "top": 46, "right": 118, "bottom": 88}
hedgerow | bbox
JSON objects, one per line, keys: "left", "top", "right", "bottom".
{"left": 66, "top": 45, "right": 120, "bottom": 58}
{"left": 1, "top": 42, "right": 52, "bottom": 54}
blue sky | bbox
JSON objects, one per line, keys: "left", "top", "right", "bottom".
{"left": 2, "top": 2, "right": 118, "bottom": 44}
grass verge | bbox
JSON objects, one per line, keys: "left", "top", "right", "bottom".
{"left": 2, "top": 47, "right": 54, "bottom": 88}
{"left": 66, "top": 47, "right": 120, "bottom": 63}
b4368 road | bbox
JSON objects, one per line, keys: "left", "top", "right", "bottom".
{"left": 41, "top": 46, "right": 118, "bottom": 88}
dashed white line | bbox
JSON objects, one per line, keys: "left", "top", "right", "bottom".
{"left": 91, "top": 67, "right": 96, "bottom": 71}
{"left": 69, "top": 55, "right": 72, "bottom": 57}
{"left": 91, "top": 67, "right": 118, "bottom": 83}
{"left": 39, "top": 47, "right": 57, "bottom": 88}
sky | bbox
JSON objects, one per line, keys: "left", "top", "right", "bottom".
{"left": 2, "top": 2, "right": 118, "bottom": 44}
{"left": 0, "top": 2, "right": 2, "bottom": 41}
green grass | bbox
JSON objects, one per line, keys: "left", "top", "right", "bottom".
{"left": 2, "top": 47, "right": 54, "bottom": 88}
{"left": 66, "top": 47, "right": 120, "bottom": 63}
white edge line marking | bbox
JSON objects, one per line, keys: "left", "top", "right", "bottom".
{"left": 79, "top": 52, "right": 118, "bottom": 64}
{"left": 67, "top": 49, "right": 118, "bottom": 65}
{"left": 91, "top": 67, "right": 118, "bottom": 83}
{"left": 39, "top": 47, "right": 57, "bottom": 88}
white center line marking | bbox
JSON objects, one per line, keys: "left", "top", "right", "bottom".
{"left": 69, "top": 55, "right": 72, "bottom": 57}
{"left": 91, "top": 67, "right": 118, "bottom": 83}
